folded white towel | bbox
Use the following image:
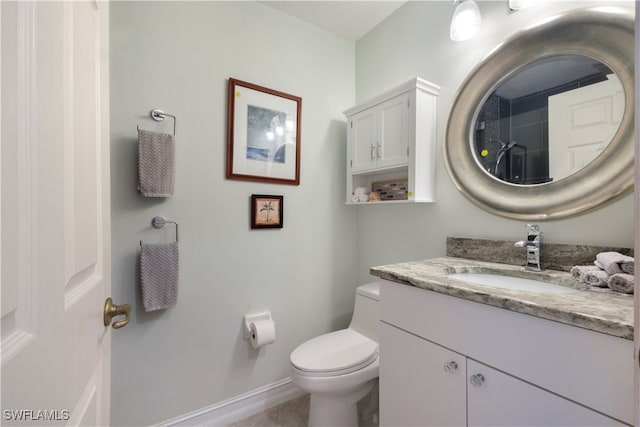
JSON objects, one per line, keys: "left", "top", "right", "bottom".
{"left": 607, "top": 273, "right": 634, "bottom": 294}
{"left": 570, "top": 265, "right": 601, "bottom": 282}
{"left": 595, "top": 252, "right": 634, "bottom": 276}
{"left": 354, "top": 187, "right": 369, "bottom": 196}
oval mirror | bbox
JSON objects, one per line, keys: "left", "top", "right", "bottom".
{"left": 444, "top": 6, "right": 634, "bottom": 220}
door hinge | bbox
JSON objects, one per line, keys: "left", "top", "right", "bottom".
{"left": 407, "top": 98, "right": 410, "bottom": 108}
{"left": 407, "top": 147, "right": 410, "bottom": 156}
{"left": 350, "top": 160, "right": 353, "bottom": 167}
{"left": 350, "top": 121, "right": 353, "bottom": 128}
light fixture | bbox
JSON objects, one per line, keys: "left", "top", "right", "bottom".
{"left": 450, "top": 0, "right": 482, "bottom": 42}
{"left": 508, "top": 0, "right": 535, "bottom": 11}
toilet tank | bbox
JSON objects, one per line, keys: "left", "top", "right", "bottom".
{"left": 349, "top": 282, "right": 380, "bottom": 342}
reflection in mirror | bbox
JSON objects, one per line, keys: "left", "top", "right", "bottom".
{"left": 473, "top": 55, "right": 624, "bottom": 185}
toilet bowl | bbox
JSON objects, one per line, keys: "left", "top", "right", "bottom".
{"left": 290, "top": 282, "right": 380, "bottom": 427}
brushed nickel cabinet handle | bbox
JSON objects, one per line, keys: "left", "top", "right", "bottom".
{"left": 470, "top": 373, "right": 485, "bottom": 387}
{"left": 443, "top": 361, "right": 458, "bottom": 373}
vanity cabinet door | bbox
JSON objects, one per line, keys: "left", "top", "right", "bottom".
{"left": 379, "top": 322, "right": 466, "bottom": 427}
{"left": 467, "top": 359, "right": 626, "bottom": 426}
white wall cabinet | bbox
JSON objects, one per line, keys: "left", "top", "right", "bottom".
{"left": 379, "top": 280, "right": 634, "bottom": 426}
{"left": 344, "top": 77, "right": 440, "bottom": 204}
{"left": 350, "top": 93, "right": 409, "bottom": 173}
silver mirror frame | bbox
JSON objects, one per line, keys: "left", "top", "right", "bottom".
{"left": 444, "top": 6, "right": 634, "bottom": 220}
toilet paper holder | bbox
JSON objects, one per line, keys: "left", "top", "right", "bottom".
{"left": 243, "top": 311, "right": 273, "bottom": 339}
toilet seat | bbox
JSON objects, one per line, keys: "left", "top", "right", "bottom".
{"left": 290, "top": 329, "right": 378, "bottom": 377}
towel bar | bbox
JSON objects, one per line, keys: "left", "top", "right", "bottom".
{"left": 150, "top": 109, "right": 176, "bottom": 136}
{"left": 139, "top": 216, "right": 179, "bottom": 247}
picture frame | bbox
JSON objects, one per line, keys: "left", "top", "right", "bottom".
{"left": 251, "top": 195, "right": 284, "bottom": 229}
{"left": 227, "top": 78, "right": 302, "bottom": 185}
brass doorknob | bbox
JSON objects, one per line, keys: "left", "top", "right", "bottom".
{"left": 103, "top": 298, "right": 131, "bottom": 329}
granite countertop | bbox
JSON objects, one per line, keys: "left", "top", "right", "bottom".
{"left": 370, "top": 257, "right": 634, "bottom": 340}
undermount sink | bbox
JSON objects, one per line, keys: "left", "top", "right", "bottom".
{"left": 448, "top": 273, "right": 580, "bottom": 294}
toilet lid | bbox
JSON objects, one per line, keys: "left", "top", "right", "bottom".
{"left": 290, "top": 329, "right": 378, "bottom": 376}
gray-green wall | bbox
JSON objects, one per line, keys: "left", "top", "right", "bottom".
{"left": 354, "top": 0, "right": 635, "bottom": 283}
{"left": 110, "top": 2, "right": 356, "bottom": 425}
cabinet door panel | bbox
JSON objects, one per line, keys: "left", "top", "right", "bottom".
{"left": 467, "top": 360, "right": 626, "bottom": 426}
{"left": 380, "top": 322, "right": 466, "bottom": 426}
{"left": 377, "top": 94, "right": 409, "bottom": 169}
{"left": 350, "top": 108, "right": 377, "bottom": 173}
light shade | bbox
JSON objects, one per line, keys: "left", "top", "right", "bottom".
{"left": 509, "top": 0, "right": 535, "bottom": 10}
{"left": 450, "top": 0, "right": 482, "bottom": 41}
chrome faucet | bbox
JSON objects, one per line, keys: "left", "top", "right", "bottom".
{"left": 514, "top": 224, "right": 543, "bottom": 271}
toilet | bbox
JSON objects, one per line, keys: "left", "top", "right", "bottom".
{"left": 290, "top": 282, "right": 380, "bottom": 427}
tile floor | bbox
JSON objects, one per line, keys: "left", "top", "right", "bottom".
{"left": 226, "top": 394, "right": 310, "bottom": 427}
{"left": 227, "top": 381, "right": 379, "bottom": 427}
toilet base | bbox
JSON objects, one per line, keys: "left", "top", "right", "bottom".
{"left": 308, "top": 378, "right": 376, "bottom": 427}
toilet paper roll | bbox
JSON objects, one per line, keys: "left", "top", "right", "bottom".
{"left": 249, "top": 319, "right": 276, "bottom": 349}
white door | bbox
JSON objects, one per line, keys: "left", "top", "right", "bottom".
{"left": 548, "top": 74, "right": 624, "bottom": 181}
{"left": 1, "top": 2, "right": 116, "bottom": 425}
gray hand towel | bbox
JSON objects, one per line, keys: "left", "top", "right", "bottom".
{"left": 621, "top": 262, "right": 634, "bottom": 275}
{"left": 138, "top": 128, "right": 175, "bottom": 197}
{"left": 140, "top": 242, "right": 179, "bottom": 312}
{"left": 570, "top": 265, "right": 601, "bottom": 282}
{"left": 607, "top": 273, "right": 634, "bottom": 294}
{"left": 595, "top": 251, "right": 634, "bottom": 276}
{"left": 583, "top": 269, "right": 610, "bottom": 287}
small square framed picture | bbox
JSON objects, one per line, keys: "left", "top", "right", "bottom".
{"left": 251, "top": 195, "right": 283, "bottom": 229}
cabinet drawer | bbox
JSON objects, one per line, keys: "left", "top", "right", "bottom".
{"left": 380, "top": 280, "right": 634, "bottom": 424}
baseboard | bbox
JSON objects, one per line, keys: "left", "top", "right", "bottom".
{"left": 157, "top": 377, "right": 305, "bottom": 427}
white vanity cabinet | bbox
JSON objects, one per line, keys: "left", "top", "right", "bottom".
{"left": 344, "top": 77, "right": 440, "bottom": 204}
{"left": 379, "top": 280, "right": 634, "bottom": 426}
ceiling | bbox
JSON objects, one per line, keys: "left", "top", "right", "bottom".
{"left": 261, "top": 1, "right": 408, "bottom": 41}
